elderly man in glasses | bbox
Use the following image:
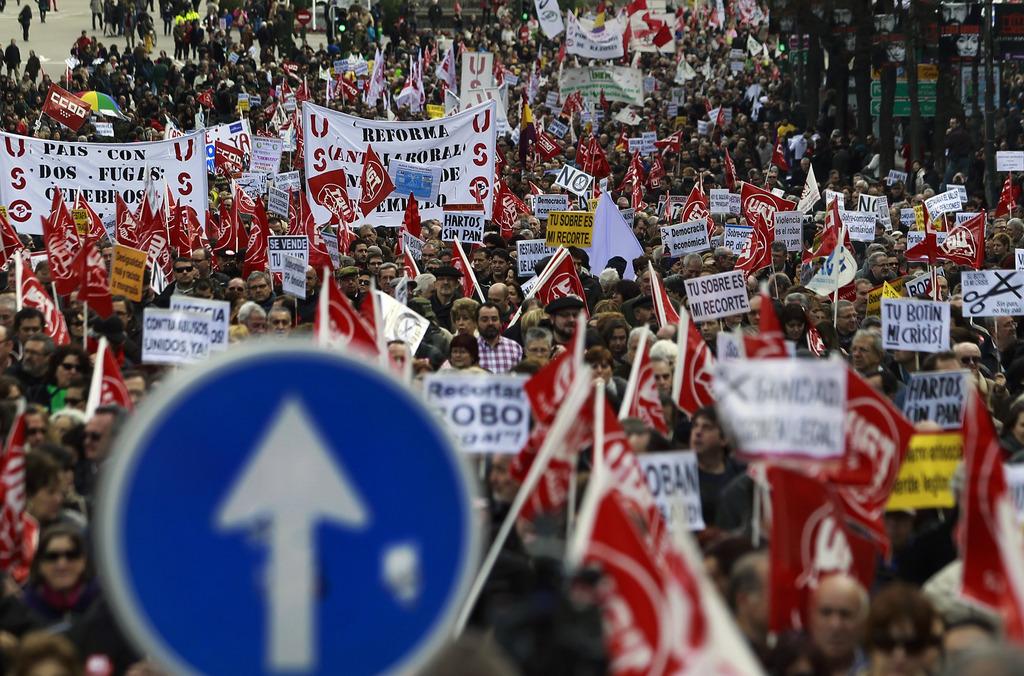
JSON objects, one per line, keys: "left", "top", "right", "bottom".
{"left": 955, "top": 341, "right": 1002, "bottom": 411}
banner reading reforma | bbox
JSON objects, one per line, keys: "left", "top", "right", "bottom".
{"left": 302, "top": 100, "right": 497, "bottom": 226}
{"left": 0, "top": 131, "right": 209, "bottom": 235}
{"left": 559, "top": 67, "right": 644, "bottom": 106}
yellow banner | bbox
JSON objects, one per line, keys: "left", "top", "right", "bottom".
{"left": 887, "top": 432, "right": 962, "bottom": 511}
{"left": 72, "top": 208, "right": 90, "bottom": 236}
{"left": 545, "top": 211, "right": 595, "bottom": 247}
{"left": 867, "top": 279, "right": 905, "bottom": 316}
{"left": 426, "top": 104, "right": 445, "bottom": 119}
{"left": 109, "top": 244, "right": 149, "bottom": 302}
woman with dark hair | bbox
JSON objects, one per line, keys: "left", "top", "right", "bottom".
{"left": 780, "top": 304, "right": 809, "bottom": 344}
{"left": 862, "top": 583, "right": 939, "bottom": 676}
{"left": 21, "top": 525, "right": 98, "bottom": 625}
{"left": 584, "top": 345, "right": 628, "bottom": 410}
{"left": 447, "top": 334, "right": 482, "bottom": 371}
{"left": 34, "top": 346, "right": 91, "bottom": 413}
{"left": 1001, "top": 400, "right": 1024, "bottom": 459}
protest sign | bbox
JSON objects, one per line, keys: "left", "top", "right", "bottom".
{"left": 714, "top": 357, "right": 847, "bottom": 461}
{"left": 774, "top": 211, "right": 803, "bottom": 252}
{"left": 881, "top": 299, "right": 950, "bottom": 353}
{"left": 388, "top": 159, "right": 443, "bottom": 204}
{"left": 250, "top": 136, "right": 284, "bottom": 174}
{"left": 886, "top": 433, "right": 962, "bottom": 510}
{"left": 516, "top": 239, "right": 557, "bottom": 276}
{"left": 866, "top": 279, "right": 904, "bottom": 316}
{"left": 902, "top": 371, "right": 968, "bottom": 430}
{"left": 402, "top": 231, "right": 425, "bottom": 260}
{"left": 535, "top": 0, "right": 564, "bottom": 38}
{"left": 924, "top": 189, "right": 963, "bottom": 217}
{"left": 94, "top": 122, "right": 114, "bottom": 137}
{"left": 638, "top": 452, "right": 705, "bottom": 531}
{"left": 558, "top": 66, "right": 645, "bottom": 106}
{"left": 684, "top": 270, "right": 750, "bottom": 321}
{"left": 715, "top": 332, "right": 744, "bottom": 362}
{"left": 440, "top": 210, "right": 485, "bottom": 244}
{"left": 709, "top": 189, "right": 731, "bottom": 214}
{"left": 545, "top": 211, "right": 595, "bottom": 247}
{"left": 876, "top": 196, "right": 892, "bottom": 230}
{"left": 1006, "top": 464, "right": 1024, "bottom": 524}
{"left": 205, "top": 120, "right": 252, "bottom": 173}
{"left": 553, "top": 164, "right": 594, "bottom": 196}
{"left": 235, "top": 173, "right": 268, "bottom": 199}
{"left": 142, "top": 308, "right": 212, "bottom": 365}
{"left": 900, "top": 209, "right": 916, "bottom": 228}
{"left": 547, "top": 119, "right": 569, "bottom": 139}
{"left": 564, "top": 12, "right": 625, "bottom": 59}
{"left": 640, "top": 132, "right": 657, "bottom": 154}
{"left": 905, "top": 273, "right": 934, "bottom": 299}
{"left": 627, "top": 138, "right": 644, "bottom": 153}
{"left": 729, "top": 193, "right": 741, "bottom": 214}
{"left": 422, "top": 373, "right": 530, "bottom": 453}
{"left": 886, "top": 169, "right": 909, "bottom": 185}
{"left": 302, "top": 100, "right": 497, "bottom": 226}
{"left": 724, "top": 224, "right": 752, "bottom": 254}
{"left": 459, "top": 51, "right": 494, "bottom": 96}
{"left": 268, "top": 235, "right": 309, "bottom": 273}
{"left": 906, "top": 230, "right": 948, "bottom": 249}
{"left": 824, "top": 190, "right": 845, "bottom": 208}
{"left": 619, "top": 207, "right": 636, "bottom": 225}
{"left": 1017, "top": 249, "right": 1024, "bottom": 271}
{"left": 109, "top": 245, "right": 148, "bottom": 302}
{"left": 322, "top": 231, "right": 340, "bottom": 269}
{"left": 661, "top": 221, "right": 709, "bottom": 257}
{"left": 267, "top": 186, "right": 290, "bottom": 218}
{"left": 841, "top": 209, "right": 877, "bottom": 242}
{"left": 956, "top": 211, "right": 979, "bottom": 226}
{"left": 533, "top": 194, "right": 569, "bottom": 220}
{"left": 169, "top": 296, "right": 230, "bottom": 352}
{"left": 274, "top": 171, "right": 301, "bottom": 192}
{"left": 425, "top": 104, "right": 445, "bottom": 119}
{"left": 0, "top": 131, "right": 208, "bottom": 235}
{"left": 281, "top": 255, "right": 307, "bottom": 298}
{"left": 379, "top": 292, "right": 429, "bottom": 352}
{"left": 997, "top": 151, "right": 1024, "bottom": 172}
{"left": 960, "top": 270, "right": 1024, "bottom": 317}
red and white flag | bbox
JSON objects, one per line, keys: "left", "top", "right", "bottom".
{"left": 740, "top": 181, "right": 795, "bottom": 236}
{"left": 314, "top": 270, "right": 379, "bottom": 357}
{"left": 734, "top": 208, "right": 774, "bottom": 274}
{"left": 995, "top": 174, "right": 1020, "bottom": 218}
{"left": 771, "top": 137, "right": 790, "bottom": 172}
{"left": 15, "top": 256, "right": 70, "bottom": 346}
{"left": 42, "top": 191, "right": 80, "bottom": 297}
{"left": 242, "top": 198, "right": 271, "bottom": 279}
{"left": 41, "top": 84, "right": 90, "bottom": 131}
{"left": 929, "top": 211, "right": 985, "bottom": 269}
{"left": 680, "top": 182, "right": 715, "bottom": 236}
{"left": 451, "top": 239, "right": 485, "bottom": 302}
{"left": 85, "top": 337, "right": 134, "bottom": 416}
{"left": 491, "top": 180, "right": 530, "bottom": 240}
{"left": 723, "top": 148, "right": 737, "bottom": 190}
{"left": 672, "top": 304, "right": 715, "bottom": 416}
{"left": 72, "top": 236, "right": 114, "bottom": 318}
{"left": 649, "top": 262, "right": 679, "bottom": 328}
{"left": 114, "top": 193, "right": 142, "bottom": 249}
{"left": 358, "top": 144, "right": 395, "bottom": 217}
{"left": 0, "top": 212, "right": 25, "bottom": 270}
{"left": 529, "top": 248, "right": 587, "bottom": 310}
{"left": 0, "top": 415, "right": 27, "bottom": 574}
{"left": 435, "top": 44, "right": 457, "bottom": 90}
{"left": 742, "top": 284, "right": 788, "bottom": 358}
{"left": 214, "top": 141, "right": 245, "bottom": 177}
{"left": 524, "top": 314, "right": 587, "bottom": 426}
{"left": 74, "top": 194, "right": 108, "bottom": 243}
{"left": 618, "top": 328, "right": 669, "bottom": 436}
{"left": 402, "top": 193, "right": 422, "bottom": 239}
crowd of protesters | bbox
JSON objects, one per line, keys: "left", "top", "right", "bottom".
{"left": 0, "top": 0, "right": 1020, "bottom": 673}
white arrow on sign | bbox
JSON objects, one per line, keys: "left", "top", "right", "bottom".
{"left": 216, "top": 398, "right": 370, "bottom": 671}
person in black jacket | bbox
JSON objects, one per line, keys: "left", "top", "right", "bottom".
{"left": 4, "top": 40, "right": 20, "bottom": 78}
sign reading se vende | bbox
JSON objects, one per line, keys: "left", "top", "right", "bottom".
{"left": 545, "top": 211, "right": 595, "bottom": 247}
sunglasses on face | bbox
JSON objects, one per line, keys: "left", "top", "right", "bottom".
{"left": 41, "top": 548, "right": 82, "bottom": 563}
{"left": 59, "top": 362, "right": 81, "bottom": 371}
{"left": 175, "top": 266, "right": 194, "bottom": 274}
{"left": 872, "top": 634, "right": 931, "bottom": 655}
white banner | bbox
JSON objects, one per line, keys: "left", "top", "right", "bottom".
{"left": 0, "top": 131, "right": 208, "bottom": 235}
{"left": 565, "top": 12, "right": 624, "bottom": 60}
{"left": 303, "top": 100, "right": 497, "bottom": 226}
{"left": 440, "top": 211, "right": 485, "bottom": 244}
{"left": 142, "top": 308, "right": 212, "bottom": 365}
{"left": 841, "top": 209, "right": 878, "bottom": 242}
{"left": 168, "top": 296, "right": 229, "bottom": 352}
{"left": 714, "top": 357, "right": 847, "bottom": 461}
{"left": 269, "top": 235, "right": 309, "bottom": 273}
{"left": 422, "top": 373, "right": 531, "bottom": 453}
{"left": 924, "top": 189, "right": 963, "bottom": 217}
{"left": 638, "top": 451, "right": 705, "bottom": 531}
{"left": 881, "top": 299, "right": 950, "bottom": 353}
{"left": 516, "top": 239, "right": 557, "bottom": 276}
{"left": 661, "top": 221, "right": 709, "bottom": 257}
{"left": 460, "top": 52, "right": 494, "bottom": 98}
{"left": 559, "top": 66, "right": 644, "bottom": 106}
{"left": 683, "top": 270, "right": 750, "bottom": 321}
{"left": 534, "top": 0, "right": 564, "bottom": 38}
{"left": 961, "top": 270, "right": 1024, "bottom": 317}
{"left": 206, "top": 119, "right": 252, "bottom": 173}
{"left": 774, "top": 211, "right": 803, "bottom": 252}
{"left": 902, "top": 370, "right": 968, "bottom": 430}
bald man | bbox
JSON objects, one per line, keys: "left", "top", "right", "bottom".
{"left": 809, "top": 574, "right": 868, "bottom": 676}
{"left": 487, "top": 283, "right": 511, "bottom": 321}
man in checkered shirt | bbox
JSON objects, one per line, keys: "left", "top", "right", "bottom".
{"left": 477, "top": 303, "right": 523, "bottom": 374}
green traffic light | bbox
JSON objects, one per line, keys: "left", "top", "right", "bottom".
{"left": 521, "top": 12, "right": 528, "bottom": 19}
{"left": 339, "top": 24, "right": 346, "bottom": 32}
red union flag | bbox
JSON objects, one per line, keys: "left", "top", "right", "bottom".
{"left": 649, "top": 262, "right": 679, "bottom": 328}
{"left": 41, "top": 84, "right": 90, "bottom": 131}
{"left": 734, "top": 211, "right": 774, "bottom": 274}
{"left": 532, "top": 248, "right": 586, "bottom": 309}
{"left": 672, "top": 305, "right": 714, "bottom": 416}
{"left": 307, "top": 168, "right": 357, "bottom": 225}
{"left": 214, "top": 141, "right": 245, "bottom": 177}
{"left": 86, "top": 337, "right": 134, "bottom": 414}
{"left": 73, "top": 236, "right": 114, "bottom": 318}
{"left": 741, "top": 182, "right": 795, "bottom": 235}
{"left": 358, "top": 144, "right": 395, "bottom": 217}
{"left": 620, "top": 329, "right": 669, "bottom": 436}
{"left": 680, "top": 184, "right": 714, "bottom": 236}
{"left": 535, "top": 131, "right": 562, "bottom": 161}
{"left": 936, "top": 211, "right": 985, "bottom": 269}
{"left": 0, "top": 415, "right": 26, "bottom": 574}
{"left": 242, "top": 199, "right": 270, "bottom": 279}
{"left": 0, "top": 212, "right": 24, "bottom": 270}
{"left": 16, "top": 257, "right": 70, "bottom": 346}
{"left": 314, "top": 271, "right": 379, "bottom": 356}
{"left": 42, "top": 191, "right": 80, "bottom": 297}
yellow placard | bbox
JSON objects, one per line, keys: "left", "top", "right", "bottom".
{"left": 237, "top": 96, "right": 250, "bottom": 112}
{"left": 674, "top": 116, "right": 687, "bottom": 129}
{"left": 426, "top": 104, "right": 444, "bottom": 119}
{"left": 867, "top": 278, "right": 905, "bottom": 316}
{"left": 545, "top": 211, "right": 595, "bottom": 247}
{"left": 71, "top": 208, "right": 89, "bottom": 236}
{"left": 913, "top": 204, "right": 926, "bottom": 231}
{"left": 587, "top": 198, "right": 599, "bottom": 211}
{"left": 109, "top": 244, "right": 149, "bottom": 302}
{"left": 887, "top": 432, "right": 962, "bottom": 511}
{"left": 0, "top": 206, "right": 7, "bottom": 220}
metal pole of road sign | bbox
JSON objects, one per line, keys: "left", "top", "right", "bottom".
{"left": 984, "top": 0, "right": 997, "bottom": 208}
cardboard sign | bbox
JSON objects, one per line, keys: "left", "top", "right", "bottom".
{"left": 545, "top": 211, "right": 595, "bottom": 247}
{"left": 997, "top": 151, "right": 1024, "bottom": 172}
{"left": 638, "top": 451, "right": 705, "bottom": 531}
{"left": 168, "top": 296, "right": 230, "bottom": 352}
{"left": 886, "top": 433, "right": 962, "bottom": 511}
{"left": 881, "top": 299, "right": 950, "bottom": 353}
{"left": 841, "top": 209, "right": 877, "bottom": 242}
{"left": 724, "top": 224, "right": 752, "bottom": 254}
{"left": 684, "top": 270, "right": 751, "bottom": 321}
{"left": 661, "top": 221, "right": 710, "bottom": 257}
{"left": 281, "top": 254, "right": 307, "bottom": 298}
{"left": 713, "top": 357, "right": 847, "bottom": 461}
{"left": 533, "top": 194, "right": 570, "bottom": 220}
{"left": 902, "top": 371, "right": 968, "bottom": 430}
{"left": 774, "top": 211, "right": 803, "bottom": 252}
{"left": 422, "top": 373, "right": 530, "bottom": 453}
{"left": 268, "top": 186, "right": 290, "bottom": 218}
{"left": 960, "top": 270, "right": 1024, "bottom": 317}
{"left": 709, "top": 189, "right": 731, "bottom": 214}
{"left": 425, "top": 104, "right": 445, "bottom": 119}
{"left": 109, "top": 245, "right": 148, "bottom": 302}
{"left": 441, "top": 210, "right": 485, "bottom": 244}
{"left": 553, "top": 164, "right": 595, "bottom": 196}
{"left": 142, "top": 308, "right": 212, "bottom": 365}
{"left": 516, "top": 239, "right": 558, "bottom": 277}
{"left": 71, "top": 208, "right": 90, "bottom": 236}
{"left": 268, "top": 235, "right": 309, "bottom": 273}
{"left": 866, "top": 279, "right": 904, "bottom": 316}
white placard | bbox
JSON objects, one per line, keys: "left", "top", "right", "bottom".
{"left": 997, "top": 151, "right": 1024, "bottom": 172}
{"left": 388, "top": 159, "right": 443, "bottom": 205}
{"left": 841, "top": 209, "right": 878, "bottom": 242}
{"left": 250, "top": 136, "right": 284, "bottom": 174}
{"left": 661, "top": 221, "right": 710, "bottom": 257}
{"left": 729, "top": 193, "right": 741, "bottom": 214}
{"left": 906, "top": 230, "right": 949, "bottom": 249}
{"left": 379, "top": 292, "right": 429, "bottom": 352}
{"left": 534, "top": 194, "right": 570, "bottom": 220}
{"left": 924, "top": 189, "right": 963, "bottom": 218}
{"left": 638, "top": 451, "right": 705, "bottom": 531}
{"left": 168, "top": 296, "right": 229, "bottom": 352}
{"left": 275, "top": 171, "right": 301, "bottom": 192}
{"left": 565, "top": 11, "right": 625, "bottom": 60}
{"left": 1016, "top": 249, "right": 1024, "bottom": 271}
{"left": 94, "top": 122, "right": 114, "bottom": 137}
{"left": 440, "top": 211, "right": 485, "bottom": 244}
{"left": 553, "top": 164, "right": 595, "bottom": 196}
{"left": 902, "top": 370, "right": 969, "bottom": 430}
{"left": 881, "top": 299, "right": 950, "bottom": 353}
{"left": 422, "top": 373, "right": 530, "bottom": 453}
{"left": 956, "top": 211, "right": 979, "bottom": 225}
{"left": 709, "top": 189, "right": 731, "bottom": 214}
{"left": 640, "top": 131, "right": 657, "bottom": 155}
{"left": 323, "top": 231, "right": 340, "bottom": 269}
{"left": 627, "top": 137, "right": 644, "bottom": 153}
{"left": 886, "top": 169, "right": 908, "bottom": 185}
{"left": 876, "top": 195, "right": 892, "bottom": 230}
{"left": 281, "top": 254, "right": 307, "bottom": 298}
{"left": 900, "top": 208, "right": 916, "bottom": 228}
{"left": 268, "top": 186, "right": 290, "bottom": 218}
{"left": 960, "top": 270, "right": 1024, "bottom": 317}
{"left": 516, "top": 239, "right": 557, "bottom": 277}
{"left": 824, "top": 190, "right": 845, "bottom": 209}
{"left": 142, "top": 308, "right": 212, "bottom": 365}
{"left": 724, "top": 224, "right": 752, "bottom": 254}
{"left": 774, "top": 211, "right": 803, "bottom": 252}
{"left": 905, "top": 273, "right": 934, "bottom": 299}
{"left": 1005, "top": 464, "right": 1024, "bottom": 524}
{"left": 713, "top": 357, "right": 847, "bottom": 461}
{"left": 269, "top": 235, "right": 309, "bottom": 273}
{"left": 683, "top": 270, "right": 751, "bottom": 321}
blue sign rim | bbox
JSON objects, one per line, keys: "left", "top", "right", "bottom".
{"left": 94, "top": 341, "right": 480, "bottom": 675}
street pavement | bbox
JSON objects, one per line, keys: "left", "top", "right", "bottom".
{"left": 0, "top": 0, "right": 118, "bottom": 79}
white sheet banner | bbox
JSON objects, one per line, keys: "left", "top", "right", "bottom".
{"left": 142, "top": 308, "right": 212, "bottom": 365}
{"left": 302, "top": 100, "right": 497, "bottom": 226}
{"left": 559, "top": 67, "right": 644, "bottom": 106}
{"left": 714, "top": 357, "right": 847, "bottom": 461}
{"left": 168, "top": 296, "right": 229, "bottom": 352}
{"left": 565, "top": 11, "right": 624, "bottom": 60}
{"left": 0, "top": 131, "right": 209, "bottom": 235}
{"left": 422, "top": 373, "right": 531, "bottom": 453}
{"left": 902, "top": 370, "right": 968, "bottom": 430}
{"left": 683, "top": 270, "right": 750, "bottom": 321}
{"left": 534, "top": 0, "right": 565, "bottom": 38}
{"left": 638, "top": 451, "right": 705, "bottom": 531}
{"left": 881, "top": 299, "right": 950, "bottom": 353}
{"left": 960, "top": 270, "right": 1024, "bottom": 317}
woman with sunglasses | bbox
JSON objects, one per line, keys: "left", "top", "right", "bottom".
{"left": 862, "top": 583, "right": 940, "bottom": 676}
{"left": 33, "top": 347, "right": 91, "bottom": 414}
{"left": 21, "top": 525, "right": 97, "bottom": 625}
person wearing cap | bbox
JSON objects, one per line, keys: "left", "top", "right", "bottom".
{"left": 431, "top": 266, "right": 463, "bottom": 333}
{"left": 335, "top": 267, "right": 361, "bottom": 302}
{"left": 545, "top": 296, "right": 586, "bottom": 348}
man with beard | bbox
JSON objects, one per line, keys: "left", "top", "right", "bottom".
{"left": 477, "top": 303, "right": 522, "bottom": 374}
{"left": 545, "top": 296, "right": 586, "bottom": 349}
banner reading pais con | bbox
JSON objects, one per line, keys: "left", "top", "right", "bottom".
{"left": 0, "top": 131, "right": 208, "bottom": 235}
{"left": 302, "top": 100, "right": 497, "bottom": 227}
